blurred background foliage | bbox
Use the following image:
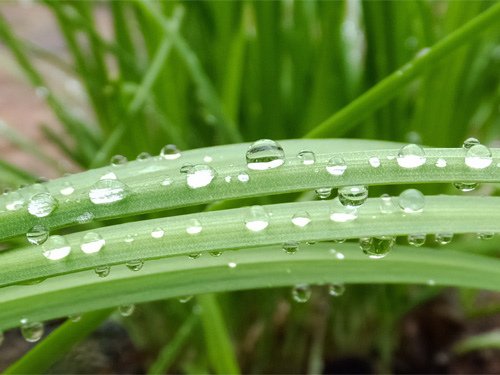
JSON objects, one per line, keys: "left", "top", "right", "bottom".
{"left": 0, "top": 0, "right": 499, "bottom": 373}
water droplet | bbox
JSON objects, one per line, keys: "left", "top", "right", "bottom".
{"left": 333, "top": 238, "right": 346, "bottom": 243}
{"left": 188, "top": 252, "right": 202, "bottom": 259}
{"left": 283, "top": 240, "right": 299, "bottom": 254}
{"left": 60, "top": 181, "right": 75, "bottom": 196}
{"left": 435, "top": 158, "right": 447, "bottom": 168}
{"left": 20, "top": 319, "right": 44, "bottom": 342}
{"left": 328, "top": 283, "right": 345, "bottom": 297}
{"left": 89, "top": 178, "right": 128, "bottom": 204}
{"left": 110, "top": 154, "right": 128, "bottom": 166}
{"left": 5, "top": 191, "right": 24, "bottom": 211}
{"left": 136, "top": 152, "right": 152, "bottom": 161}
{"left": 315, "top": 187, "right": 332, "bottom": 199}
{"left": 465, "top": 144, "right": 492, "bottom": 169}
{"left": 118, "top": 304, "right": 135, "bottom": 317}
{"left": 477, "top": 232, "right": 494, "bottom": 240}
{"left": 186, "top": 164, "right": 216, "bottom": 189}
{"left": 237, "top": 172, "right": 250, "bottom": 183}
{"left": 338, "top": 185, "right": 368, "bottom": 207}
{"left": 463, "top": 137, "right": 480, "bottom": 149}
{"left": 228, "top": 262, "right": 237, "bottom": 268}
{"left": 224, "top": 175, "right": 232, "bottom": 183}
{"left": 379, "top": 194, "right": 397, "bottom": 214}
{"left": 398, "top": 189, "right": 425, "bottom": 213}
{"left": 360, "top": 236, "right": 395, "bottom": 259}
{"left": 244, "top": 206, "right": 269, "bottom": 232}
{"left": 209, "top": 250, "right": 222, "bottom": 257}
{"left": 69, "top": 314, "right": 82, "bottom": 322}
{"left": 160, "top": 144, "right": 181, "bottom": 160}
{"left": 396, "top": 144, "right": 426, "bottom": 168}
{"left": 126, "top": 259, "right": 144, "bottom": 271}
{"left": 80, "top": 232, "right": 105, "bottom": 254}
{"left": 26, "top": 225, "right": 49, "bottom": 245}
{"left": 297, "top": 150, "right": 316, "bottom": 165}
{"left": 178, "top": 295, "right": 193, "bottom": 303}
{"left": 369, "top": 156, "right": 381, "bottom": 168}
{"left": 291, "top": 211, "right": 311, "bottom": 227}
{"left": 453, "top": 182, "right": 477, "bottom": 192}
{"left": 292, "top": 284, "right": 311, "bottom": 303}
{"left": 100, "top": 172, "right": 117, "bottom": 180}
{"left": 124, "top": 234, "right": 135, "bottom": 243}
{"left": 151, "top": 227, "right": 164, "bottom": 239}
{"left": 326, "top": 157, "right": 347, "bottom": 176}
{"left": 95, "top": 265, "right": 110, "bottom": 277}
{"left": 27, "top": 193, "right": 58, "bottom": 218}
{"left": 186, "top": 219, "right": 203, "bottom": 235}
{"left": 161, "top": 177, "right": 173, "bottom": 186}
{"left": 408, "top": 234, "right": 426, "bottom": 247}
{"left": 435, "top": 233, "right": 453, "bottom": 245}
{"left": 246, "top": 139, "right": 285, "bottom": 170}
{"left": 42, "top": 235, "right": 71, "bottom": 260}
{"left": 330, "top": 198, "right": 358, "bottom": 222}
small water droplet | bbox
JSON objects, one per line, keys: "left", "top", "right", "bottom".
{"left": 80, "top": 232, "right": 105, "bottom": 254}
{"left": 89, "top": 179, "right": 128, "bottom": 204}
{"left": 118, "top": 304, "right": 135, "bottom": 317}
{"left": 95, "top": 265, "right": 110, "bottom": 278}
{"left": 110, "top": 154, "right": 128, "bottom": 166}
{"left": 465, "top": 144, "right": 492, "bottom": 169}
{"left": 435, "top": 233, "right": 453, "bottom": 245}
{"left": 136, "top": 152, "right": 152, "bottom": 161}
{"left": 178, "top": 295, "right": 193, "bottom": 303}
{"left": 453, "top": 182, "right": 477, "bottom": 192}
{"left": 360, "top": 236, "right": 394, "bottom": 259}
{"left": 297, "top": 150, "right": 316, "bottom": 165}
{"left": 151, "top": 227, "right": 164, "bottom": 239}
{"left": 283, "top": 240, "right": 299, "bottom": 254}
{"left": 315, "top": 187, "right": 332, "bottom": 199}
{"left": 160, "top": 144, "right": 181, "bottom": 160}
{"left": 209, "top": 251, "right": 222, "bottom": 257}
{"left": 435, "top": 158, "right": 447, "bottom": 168}
{"left": 27, "top": 193, "right": 58, "bottom": 217}
{"left": 477, "top": 232, "right": 494, "bottom": 240}
{"left": 408, "top": 234, "right": 426, "bottom": 247}
{"left": 228, "top": 262, "right": 237, "bottom": 268}
{"left": 188, "top": 252, "right": 202, "bottom": 259}
{"left": 186, "top": 164, "right": 216, "bottom": 189}
{"left": 20, "top": 319, "right": 44, "bottom": 342}
{"left": 397, "top": 144, "right": 426, "bottom": 168}
{"left": 338, "top": 185, "right": 368, "bottom": 207}
{"left": 330, "top": 198, "right": 358, "bottom": 222}
{"left": 203, "top": 155, "right": 213, "bottom": 163}
{"left": 42, "top": 235, "right": 71, "bottom": 260}
{"left": 379, "top": 194, "right": 397, "bottom": 214}
{"left": 291, "top": 211, "right": 311, "bottom": 227}
{"left": 60, "top": 181, "right": 75, "bottom": 196}
{"left": 161, "top": 177, "right": 173, "bottom": 186}
{"left": 326, "top": 157, "right": 347, "bottom": 176}
{"left": 462, "top": 137, "right": 480, "bottom": 149}
{"left": 69, "top": 314, "right": 82, "bottom": 322}
{"left": 75, "top": 211, "right": 94, "bottom": 224}
{"left": 369, "top": 156, "right": 381, "bottom": 168}
{"left": 237, "top": 172, "right": 250, "bottom": 183}
{"left": 246, "top": 139, "right": 285, "bottom": 170}
{"left": 5, "top": 191, "right": 24, "bottom": 211}
{"left": 398, "top": 189, "right": 425, "bottom": 213}
{"left": 244, "top": 206, "right": 270, "bottom": 232}
{"left": 124, "top": 234, "right": 135, "bottom": 244}
{"left": 126, "top": 259, "right": 144, "bottom": 271}
{"left": 186, "top": 219, "right": 203, "bottom": 235}
{"left": 224, "top": 175, "right": 232, "bottom": 183}
{"left": 292, "top": 284, "right": 311, "bottom": 303}
{"left": 328, "top": 283, "right": 345, "bottom": 297}
{"left": 26, "top": 225, "right": 49, "bottom": 245}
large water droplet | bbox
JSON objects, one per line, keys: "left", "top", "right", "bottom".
{"left": 244, "top": 206, "right": 270, "bottom": 232}
{"left": 297, "top": 150, "right": 316, "bottom": 165}
{"left": 315, "top": 187, "right": 332, "bottom": 199}
{"left": 151, "top": 227, "right": 164, "bottom": 239}
{"left": 26, "top": 225, "right": 49, "bottom": 245}
{"left": 463, "top": 137, "right": 480, "bottom": 149}
{"left": 246, "top": 139, "right": 285, "bottom": 170}
{"left": 291, "top": 211, "right": 311, "bottom": 227}
{"left": 126, "top": 259, "right": 144, "bottom": 271}
{"left": 60, "top": 181, "right": 75, "bottom": 196}
{"left": 435, "top": 233, "right": 453, "bottom": 245}
{"left": 330, "top": 198, "right": 357, "bottom": 222}
{"left": 118, "top": 304, "right": 135, "bottom": 317}
{"left": 80, "top": 232, "right": 105, "bottom": 254}
{"left": 89, "top": 179, "right": 128, "bottom": 204}
{"left": 186, "top": 219, "right": 203, "bottom": 235}
{"left": 408, "top": 234, "right": 426, "bottom": 247}
{"left": 27, "top": 193, "right": 58, "bottom": 217}
{"left": 465, "top": 144, "right": 492, "bottom": 169}
{"left": 160, "top": 144, "right": 181, "bottom": 160}
{"left": 5, "top": 191, "right": 24, "bottom": 211}
{"left": 326, "top": 157, "right": 347, "bottom": 176}
{"left": 20, "top": 319, "right": 44, "bottom": 343}
{"left": 110, "top": 154, "right": 128, "bottom": 166}
{"left": 379, "top": 194, "right": 397, "bottom": 214}
{"left": 186, "top": 164, "right": 216, "bottom": 189}
{"left": 397, "top": 144, "right": 426, "bottom": 168}
{"left": 42, "top": 235, "right": 71, "bottom": 260}
{"left": 398, "top": 189, "right": 425, "bottom": 213}
{"left": 360, "top": 236, "right": 395, "bottom": 259}
{"left": 95, "top": 265, "right": 110, "bottom": 278}
{"left": 283, "top": 240, "right": 299, "bottom": 254}
{"left": 453, "top": 182, "right": 477, "bottom": 192}
{"left": 292, "top": 284, "right": 311, "bottom": 303}
{"left": 328, "top": 283, "right": 345, "bottom": 297}
{"left": 338, "top": 185, "right": 368, "bottom": 207}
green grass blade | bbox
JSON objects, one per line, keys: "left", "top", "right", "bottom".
{"left": 454, "top": 331, "right": 500, "bottom": 354}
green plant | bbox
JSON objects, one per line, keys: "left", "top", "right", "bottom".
{"left": 0, "top": 1, "right": 499, "bottom": 373}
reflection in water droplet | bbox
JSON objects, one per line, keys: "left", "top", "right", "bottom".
{"left": 95, "top": 265, "right": 110, "bottom": 278}
{"left": 360, "top": 236, "right": 394, "bottom": 259}
{"left": 245, "top": 206, "right": 270, "bottom": 232}
{"left": 453, "top": 182, "right": 477, "bottom": 192}
{"left": 89, "top": 179, "right": 128, "bottom": 204}
{"left": 291, "top": 211, "right": 311, "bottom": 227}
{"left": 463, "top": 137, "right": 480, "bottom": 149}
{"left": 435, "top": 233, "right": 453, "bottom": 245}
{"left": 397, "top": 144, "right": 426, "bottom": 168}
{"left": 26, "top": 225, "right": 49, "bottom": 245}
{"left": 326, "top": 157, "right": 347, "bottom": 176}
{"left": 292, "top": 284, "right": 311, "bottom": 303}
{"left": 42, "top": 235, "right": 71, "bottom": 260}
{"left": 119, "top": 304, "right": 135, "bottom": 317}
{"left": 398, "top": 189, "right": 425, "bottom": 213}
{"left": 188, "top": 253, "right": 202, "bottom": 259}
{"left": 160, "top": 144, "right": 181, "bottom": 160}
{"left": 328, "top": 283, "right": 345, "bottom": 297}
{"left": 27, "top": 193, "right": 58, "bottom": 217}
{"left": 186, "top": 165, "right": 216, "bottom": 189}
{"left": 283, "top": 241, "right": 299, "bottom": 254}
{"left": 297, "top": 150, "right": 316, "bottom": 165}
{"left": 20, "top": 319, "right": 44, "bottom": 343}
{"left": 80, "top": 232, "right": 105, "bottom": 254}
{"left": 338, "top": 185, "right": 368, "bottom": 207}
{"left": 110, "top": 154, "right": 128, "bottom": 166}
{"left": 408, "top": 234, "right": 426, "bottom": 247}
{"left": 315, "top": 187, "right": 332, "bottom": 199}
{"left": 209, "top": 251, "right": 222, "bottom": 257}
{"left": 136, "top": 152, "right": 152, "bottom": 161}
{"left": 246, "top": 139, "right": 285, "bottom": 170}
{"left": 126, "top": 259, "right": 144, "bottom": 271}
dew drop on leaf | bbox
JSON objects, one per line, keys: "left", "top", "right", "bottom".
{"left": 453, "top": 182, "right": 478, "bottom": 192}
{"left": 89, "top": 178, "right": 128, "bottom": 205}
{"left": 396, "top": 144, "right": 426, "bottom": 168}
{"left": 80, "top": 232, "right": 105, "bottom": 254}
{"left": 291, "top": 211, "right": 311, "bottom": 228}
{"left": 338, "top": 185, "right": 368, "bottom": 207}
{"left": 245, "top": 206, "right": 270, "bottom": 232}
{"left": 110, "top": 154, "right": 128, "bottom": 166}
{"left": 326, "top": 156, "right": 347, "bottom": 176}
{"left": 27, "top": 192, "right": 58, "bottom": 217}
{"left": 95, "top": 265, "right": 110, "bottom": 278}
{"left": 126, "top": 259, "right": 144, "bottom": 272}
{"left": 328, "top": 283, "right": 346, "bottom": 297}
{"left": 20, "top": 319, "right": 44, "bottom": 343}
{"left": 315, "top": 187, "right": 332, "bottom": 199}
{"left": 464, "top": 144, "right": 492, "bottom": 169}
{"left": 42, "top": 235, "right": 71, "bottom": 260}
{"left": 118, "top": 304, "right": 135, "bottom": 317}
{"left": 282, "top": 240, "right": 299, "bottom": 254}
{"left": 186, "top": 164, "right": 216, "bottom": 189}
{"left": 297, "top": 150, "right": 316, "bottom": 165}
{"left": 246, "top": 139, "right": 285, "bottom": 170}
{"left": 435, "top": 233, "right": 453, "bottom": 245}
{"left": 186, "top": 219, "right": 203, "bottom": 235}
{"left": 26, "top": 224, "right": 49, "bottom": 245}
{"left": 160, "top": 144, "right": 181, "bottom": 160}
{"left": 398, "top": 189, "right": 425, "bottom": 213}
{"left": 292, "top": 284, "right": 311, "bottom": 303}
{"left": 408, "top": 234, "right": 426, "bottom": 247}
